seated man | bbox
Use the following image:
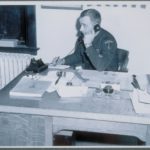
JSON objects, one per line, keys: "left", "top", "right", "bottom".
{"left": 52, "top": 9, "right": 118, "bottom": 71}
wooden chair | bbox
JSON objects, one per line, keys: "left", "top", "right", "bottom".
{"left": 117, "top": 48, "right": 129, "bottom": 72}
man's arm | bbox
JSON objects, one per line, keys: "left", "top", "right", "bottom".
{"left": 50, "top": 41, "right": 83, "bottom": 67}
{"left": 64, "top": 41, "right": 83, "bottom": 67}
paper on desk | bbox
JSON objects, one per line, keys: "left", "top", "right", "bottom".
{"left": 48, "top": 64, "right": 70, "bottom": 69}
{"left": 138, "top": 90, "right": 150, "bottom": 104}
{"left": 130, "top": 89, "right": 150, "bottom": 114}
{"left": 39, "top": 70, "right": 58, "bottom": 81}
{"left": 56, "top": 85, "right": 88, "bottom": 98}
{"left": 10, "top": 76, "right": 51, "bottom": 99}
{"left": 42, "top": 71, "right": 75, "bottom": 93}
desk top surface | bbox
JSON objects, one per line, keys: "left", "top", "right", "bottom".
{"left": 0, "top": 69, "right": 150, "bottom": 124}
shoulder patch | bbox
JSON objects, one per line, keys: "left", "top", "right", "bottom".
{"left": 104, "top": 40, "right": 114, "bottom": 50}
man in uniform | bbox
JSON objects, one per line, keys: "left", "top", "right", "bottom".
{"left": 52, "top": 9, "right": 118, "bottom": 71}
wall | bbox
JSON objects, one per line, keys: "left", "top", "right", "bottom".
{"left": 35, "top": 1, "right": 150, "bottom": 73}
{"left": 83, "top": 2, "right": 150, "bottom": 73}
{"left": 0, "top": 1, "right": 150, "bottom": 73}
{"left": 36, "top": 3, "right": 81, "bottom": 63}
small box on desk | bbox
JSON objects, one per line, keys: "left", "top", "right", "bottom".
{"left": 0, "top": 39, "right": 18, "bottom": 47}
{"left": 101, "top": 82, "right": 120, "bottom": 91}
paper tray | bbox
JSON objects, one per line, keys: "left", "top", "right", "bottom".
{"left": 56, "top": 85, "right": 88, "bottom": 98}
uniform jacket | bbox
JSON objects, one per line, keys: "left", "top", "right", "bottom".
{"left": 64, "top": 28, "right": 118, "bottom": 71}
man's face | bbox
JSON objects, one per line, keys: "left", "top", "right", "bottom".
{"left": 79, "top": 16, "right": 94, "bottom": 35}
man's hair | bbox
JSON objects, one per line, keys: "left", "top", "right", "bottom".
{"left": 80, "top": 9, "right": 101, "bottom": 24}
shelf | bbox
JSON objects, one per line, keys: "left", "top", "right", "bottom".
{"left": 0, "top": 46, "right": 39, "bottom": 55}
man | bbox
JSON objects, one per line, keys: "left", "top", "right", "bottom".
{"left": 52, "top": 9, "right": 118, "bottom": 71}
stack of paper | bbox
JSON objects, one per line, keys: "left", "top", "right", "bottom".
{"left": 130, "top": 89, "right": 150, "bottom": 114}
{"left": 138, "top": 90, "right": 150, "bottom": 104}
{"left": 56, "top": 85, "right": 88, "bottom": 98}
{"left": 0, "top": 39, "right": 18, "bottom": 47}
{"left": 10, "top": 76, "right": 51, "bottom": 100}
{"left": 48, "top": 64, "right": 70, "bottom": 70}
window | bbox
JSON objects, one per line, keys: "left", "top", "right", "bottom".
{"left": 0, "top": 5, "right": 38, "bottom": 55}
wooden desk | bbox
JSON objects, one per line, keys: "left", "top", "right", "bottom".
{"left": 0, "top": 70, "right": 150, "bottom": 146}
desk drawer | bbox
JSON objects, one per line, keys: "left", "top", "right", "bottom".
{"left": 0, "top": 112, "right": 52, "bottom": 146}
{"left": 53, "top": 117, "right": 147, "bottom": 142}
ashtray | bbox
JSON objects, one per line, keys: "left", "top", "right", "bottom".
{"left": 103, "top": 85, "right": 114, "bottom": 94}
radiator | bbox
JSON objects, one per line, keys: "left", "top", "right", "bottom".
{"left": 0, "top": 52, "right": 31, "bottom": 90}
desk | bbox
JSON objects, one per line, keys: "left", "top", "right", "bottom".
{"left": 0, "top": 70, "right": 150, "bottom": 146}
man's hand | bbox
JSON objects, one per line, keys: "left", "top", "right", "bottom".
{"left": 51, "top": 57, "right": 65, "bottom": 66}
{"left": 83, "top": 30, "right": 95, "bottom": 48}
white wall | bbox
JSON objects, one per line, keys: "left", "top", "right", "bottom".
{"left": 84, "top": 2, "right": 150, "bottom": 73}
{"left": 36, "top": 3, "right": 81, "bottom": 63}
{"left": 0, "top": 1, "right": 150, "bottom": 73}
{"left": 35, "top": 1, "right": 150, "bottom": 73}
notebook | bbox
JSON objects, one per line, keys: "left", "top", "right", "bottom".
{"left": 130, "top": 89, "right": 150, "bottom": 114}
{"left": 10, "top": 76, "right": 51, "bottom": 100}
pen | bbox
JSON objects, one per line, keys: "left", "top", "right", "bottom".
{"left": 131, "top": 82, "right": 137, "bottom": 89}
{"left": 55, "top": 71, "right": 62, "bottom": 85}
{"left": 55, "top": 76, "right": 61, "bottom": 85}
{"left": 55, "top": 57, "right": 60, "bottom": 66}
{"left": 52, "top": 57, "right": 60, "bottom": 66}
{"left": 132, "top": 75, "right": 140, "bottom": 89}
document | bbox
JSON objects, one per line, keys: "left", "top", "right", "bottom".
{"left": 10, "top": 76, "right": 51, "bottom": 99}
{"left": 56, "top": 85, "right": 88, "bottom": 98}
{"left": 48, "top": 64, "right": 70, "bottom": 70}
{"left": 39, "top": 70, "right": 75, "bottom": 93}
{"left": 130, "top": 89, "right": 150, "bottom": 114}
{"left": 138, "top": 90, "right": 150, "bottom": 104}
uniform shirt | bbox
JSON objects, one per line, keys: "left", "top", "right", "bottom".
{"left": 64, "top": 28, "right": 118, "bottom": 71}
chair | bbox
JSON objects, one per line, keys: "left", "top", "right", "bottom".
{"left": 117, "top": 48, "right": 129, "bottom": 72}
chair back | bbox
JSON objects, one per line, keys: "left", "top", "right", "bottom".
{"left": 117, "top": 48, "right": 129, "bottom": 72}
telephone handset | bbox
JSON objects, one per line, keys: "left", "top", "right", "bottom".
{"left": 79, "top": 24, "right": 100, "bottom": 40}
{"left": 78, "top": 32, "right": 84, "bottom": 43}
{"left": 78, "top": 24, "right": 100, "bottom": 46}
